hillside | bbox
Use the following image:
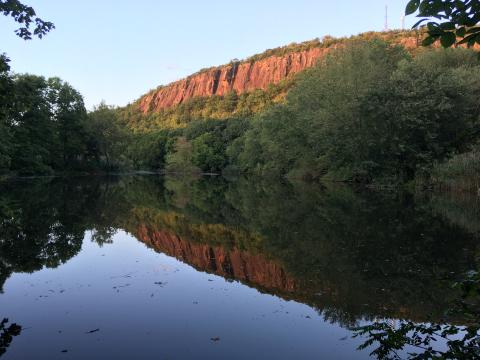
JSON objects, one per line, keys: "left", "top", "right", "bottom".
{"left": 139, "top": 30, "right": 422, "bottom": 112}
{"left": 120, "top": 30, "right": 425, "bottom": 131}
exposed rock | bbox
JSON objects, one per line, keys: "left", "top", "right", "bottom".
{"left": 136, "top": 34, "right": 427, "bottom": 114}
{"left": 138, "top": 47, "right": 330, "bottom": 113}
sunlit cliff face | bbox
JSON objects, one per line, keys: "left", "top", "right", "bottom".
{"left": 137, "top": 34, "right": 427, "bottom": 113}
{"left": 138, "top": 47, "right": 328, "bottom": 112}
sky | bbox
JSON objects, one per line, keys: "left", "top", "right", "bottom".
{"left": 0, "top": 0, "right": 417, "bottom": 110}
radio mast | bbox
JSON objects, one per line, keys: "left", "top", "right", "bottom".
{"left": 384, "top": 5, "right": 388, "bottom": 31}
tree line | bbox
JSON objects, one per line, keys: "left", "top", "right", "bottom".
{"left": 2, "top": 0, "right": 480, "bottom": 187}
{"left": 0, "top": 57, "right": 129, "bottom": 175}
{"left": 2, "top": 39, "right": 480, "bottom": 187}
{"left": 124, "top": 40, "right": 480, "bottom": 187}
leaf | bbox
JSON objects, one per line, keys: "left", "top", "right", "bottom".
{"left": 440, "top": 22, "right": 455, "bottom": 31}
{"left": 412, "top": 18, "right": 428, "bottom": 28}
{"left": 457, "top": 33, "right": 477, "bottom": 45}
{"left": 422, "top": 36, "right": 437, "bottom": 46}
{"left": 406, "top": 0, "right": 420, "bottom": 15}
{"left": 440, "top": 32, "right": 456, "bottom": 47}
{"left": 456, "top": 27, "right": 466, "bottom": 37}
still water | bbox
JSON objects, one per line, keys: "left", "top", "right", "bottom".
{"left": 0, "top": 175, "right": 478, "bottom": 359}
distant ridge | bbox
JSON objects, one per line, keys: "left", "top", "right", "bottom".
{"left": 136, "top": 30, "right": 422, "bottom": 113}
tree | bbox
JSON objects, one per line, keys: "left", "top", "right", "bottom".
{"left": 165, "top": 137, "right": 200, "bottom": 174}
{"left": 0, "top": 55, "right": 13, "bottom": 172}
{"left": 86, "top": 102, "right": 129, "bottom": 170}
{"left": 0, "top": 0, "right": 54, "bottom": 39}
{"left": 9, "top": 74, "right": 56, "bottom": 174}
{"left": 47, "top": 77, "right": 88, "bottom": 169}
{"left": 406, "top": 0, "right": 480, "bottom": 47}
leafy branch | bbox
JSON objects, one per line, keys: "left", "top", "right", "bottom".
{"left": 406, "top": 0, "right": 480, "bottom": 47}
{"left": 0, "top": 0, "right": 54, "bottom": 40}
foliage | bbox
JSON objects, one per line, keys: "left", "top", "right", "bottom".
{"left": 0, "top": 55, "right": 13, "bottom": 172}
{"left": 0, "top": 61, "right": 134, "bottom": 175}
{"left": 406, "top": 0, "right": 480, "bottom": 47}
{"left": 86, "top": 102, "right": 131, "bottom": 171}
{"left": 121, "top": 30, "right": 427, "bottom": 134}
{"left": 119, "top": 80, "right": 290, "bottom": 132}
{"left": 4, "top": 74, "right": 91, "bottom": 174}
{"left": 231, "top": 41, "right": 480, "bottom": 183}
{"left": 126, "top": 129, "right": 179, "bottom": 170}
{"left": 165, "top": 137, "right": 200, "bottom": 174}
{"left": 48, "top": 77, "right": 88, "bottom": 169}
{"left": 185, "top": 118, "right": 250, "bottom": 173}
{"left": 0, "top": 0, "right": 54, "bottom": 39}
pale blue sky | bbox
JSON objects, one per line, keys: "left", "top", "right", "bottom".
{"left": 0, "top": 0, "right": 415, "bottom": 109}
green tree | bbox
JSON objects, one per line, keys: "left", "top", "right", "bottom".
{"left": 0, "top": 55, "right": 13, "bottom": 172}
{"left": 232, "top": 41, "right": 480, "bottom": 183}
{"left": 191, "top": 132, "right": 226, "bottom": 172}
{"left": 86, "top": 102, "right": 129, "bottom": 170}
{"left": 9, "top": 74, "right": 56, "bottom": 174}
{"left": 165, "top": 137, "right": 200, "bottom": 174}
{"left": 127, "top": 130, "right": 178, "bottom": 170}
{"left": 47, "top": 77, "right": 88, "bottom": 169}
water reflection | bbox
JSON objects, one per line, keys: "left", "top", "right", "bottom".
{"left": 0, "top": 319, "right": 21, "bottom": 357}
{"left": 0, "top": 175, "right": 478, "bottom": 358}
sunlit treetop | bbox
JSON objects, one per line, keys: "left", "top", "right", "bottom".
{"left": 0, "top": 0, "right": 54, "bottom": 40}
{"left": 406, "top": 0, "right": 480, "bottom": 47}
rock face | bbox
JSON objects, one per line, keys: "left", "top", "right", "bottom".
{"left": 138, "top": 47, "right": 330, "bottom": 113}
{"left": 135, "top": 225, "right": 296, "bottom": 293}
{"left": 137, "top": 34, "right": 428, "bottom": 113}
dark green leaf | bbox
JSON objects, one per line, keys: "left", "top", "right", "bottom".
{"left": 406, "top": 0, "right": 420, "bottom": 15}
{"left": 456, "top": 27, "right": 466, "bottom": 37}
{"left": 440, "top": 32, "right": 456, "bottom": 47}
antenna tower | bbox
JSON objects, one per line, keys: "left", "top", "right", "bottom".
{"left": 384, "top": 5, "right": 388, "bottom": 31}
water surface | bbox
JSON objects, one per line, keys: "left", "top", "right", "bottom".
{"left": 0, "top": 176, "right": 478, "bottom": 359}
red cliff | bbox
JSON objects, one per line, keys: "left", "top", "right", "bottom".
{"left": 138, "top": 47, "right": 331, "bottom": 113}
{"left": 135, "top": 224, "right": 297, "bottom": 293}
{"left": 136, "top": 33, "right": 427, "bottom": 113}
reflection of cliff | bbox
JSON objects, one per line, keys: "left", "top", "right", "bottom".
{"left": 2, "top": 176, "right": 479, "bottom": 329}
{"left": 135, "top": 225, "right": 296, "bottom": 293}
{"left": 124, "top": 180, "right": 479, "bottom": 328}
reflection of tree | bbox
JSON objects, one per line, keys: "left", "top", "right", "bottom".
{"left": 91, "top": 227, "right": 116, "bottom": 246}
{"left": 156, "top": 176, "right": 480, "bottom": 356}
{"left": 353, "top": 271, "right": 480, "bottom": 359}
{"left": 0, "top": 174, "right": 478, "bottom": 358}
{"left": 129, "top": 176, "right": 480, "bottom": 328}
{"left": 0, "top": 318, "right": 21, "bottom": 357}
{"left": 0, "top": 180, "right": 81, "bottom": 290}
{"left": 0, "top": 177, "right": 126, "bottom": 291}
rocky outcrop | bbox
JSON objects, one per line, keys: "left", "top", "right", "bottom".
{"left": 135, "top": 225, "right": 296, "bottom": 293}
{"left": 138, "top": 47, "right": 330, "bottom": 113}
{"left": 136, "top": 33, "right": 430, "bottom": 113}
